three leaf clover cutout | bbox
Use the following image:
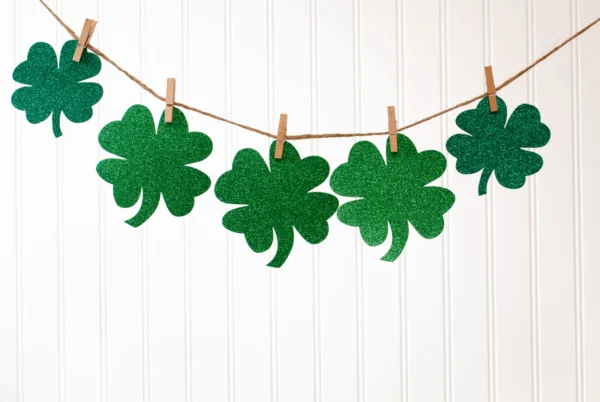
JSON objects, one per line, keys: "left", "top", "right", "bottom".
{"left": 12, "top": 40, "right": 103, "bottom": 138}
{"left": 215, "top": 141, "right": 339, "bottom": 268}
{"left": 446, "top": 96, "right": 551, "bottom": 195}
{"left": 97, "top": 105, "right": 213, "bottom": 227}
{"left": 330, "top": 135, "right": 455, "bottom": 262}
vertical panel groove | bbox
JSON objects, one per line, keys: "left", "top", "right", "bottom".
{"left": 526, "top": 0, "right": 541, "bottom": 400}
{"left": 56, "top": 1, "right": 66, "bottom": 401}
{"left": 97, "top": 2, "right": 108, "bottom": 402}
{"left": 14, "top": 0, "right": 23, "bottom": 399}
{"left": 395, "top": 2, "right": 405, "bottom": 400}
{"left": 182, "top": 0, "right": 193, "bottom": 401}
{"left": 397, "top": 0, "right": 408, "bottom": 400}
{"left": 351, "top": 0, "right": 365, "bottom": 400}
{"left": 439, "top": 0, "right": 452, "bottom": 401}
{"left": 266, "top": 0, "right": 279, "bottom": 401}
{"left": 309, "top": 0, "right": 321, "bottom": 401}
{"left": 483, "top": 1, "right": 497, "bottom": 400}
{"left": 139, "top": 1, "right": 151, "bottom": 401}
{"left": 570, "top": 0, "right": 585, "bottom": 401}
{"left": 224, "top": 0, "right": 236, "bottom": 399}
{"left": 56, "top": 118, "right": 66, "bottom": 402}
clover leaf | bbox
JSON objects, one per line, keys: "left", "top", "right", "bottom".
{"left": 12, "top": 40, "right": 103, "bottom": 138}
{"left": 446, "top": 96, "right": 551, "bottom": 196}
{"left": 330, "top": 135, "right": 455, "bottom": 262}
{"left": 214, "top": 141, "right": 339, "bottom": 268}
{"left": 97, "top": 105, "right": 212, "bottom": 227}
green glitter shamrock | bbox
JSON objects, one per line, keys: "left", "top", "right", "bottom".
{"left": 97, "top": 105, "right": 212, "bottom": 227}
{"left": 446, "top": 96, "right": 551, "bottom": 196}
{"left": 214, "top": 141, "right": 339, "bottom": 268}
{"left": 330, "top": 135, "right": 455, "bottom": 262}
{"left": 12, "top": 40, "right": 103, "bottom": 138}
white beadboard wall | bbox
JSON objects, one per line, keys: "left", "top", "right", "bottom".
{"left": 0, "top": 0, "right": 599, "bottom": 401}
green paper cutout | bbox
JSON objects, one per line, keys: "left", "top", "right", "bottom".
{"left": 97, "top": 105, "right": 212, "bottom": 227}
{"left": 446, "top": 96, "right": 551, "bottom": 196}
{"left": 214, "top": 141, "right": 339, "bottom": 268}
{"left": 12, "top": 40, "right": 103, "bottom": 138}
{"left": 330, "top": 135, "right": 455, "bottom": 262}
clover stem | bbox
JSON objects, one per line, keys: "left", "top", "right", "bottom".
{"left": 125, "top": 189, "right": 161, "bottom": 228}
{"left": 478, "top": 168, "right": 493, "bottom": 196}
{"left": 52, "top": 110, "right": 63, "bottom": 138}
{"left": 268, "top": 226, "right": 294, "bottom": 268}
{"left": 381, "top": 220, "right": 409, "bottom": 262}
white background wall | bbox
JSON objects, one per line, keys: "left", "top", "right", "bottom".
{"left": 0, "top": 0, "right": 599, "bottom": 401}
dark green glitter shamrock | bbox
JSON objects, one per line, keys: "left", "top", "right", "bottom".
{"left": 330, "top": 135, "right": 455, "bottom": 262}
{"left": 97, "top": 105, "right": 212, "bottom": 227}
{"left": 12, "top": 40, "right": 103, "bottom": 138}
{"left": 446, "top": 96, "right": 551, "bottom": 195}
{"left": 214, "top": 141, "right": 339, "bottom": 268}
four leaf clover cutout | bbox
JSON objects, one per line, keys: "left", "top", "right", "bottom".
{"left": 446, "top": 96, "right": 551, "bottom": 195}
{"left": 10, "top": 38, "right": 553, "bottom": 265}
{"left": 215, "top": 141, "right": 339, "bottom": 267}
{"left": 12, "top": 40, "right": 103, "bottom": 138}
{"left": 331, "top": 135, "right": 455, "bottom": 262}
{"left": 97, "top": 105, "right": 213, "bottom": 227}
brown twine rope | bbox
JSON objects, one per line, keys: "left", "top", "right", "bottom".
{"left": 39, "top": 0, "right": 599, "bottom": 141}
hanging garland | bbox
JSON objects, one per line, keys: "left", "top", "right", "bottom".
{"left": 10, "top": 1, "right": 599, "bottom": 267}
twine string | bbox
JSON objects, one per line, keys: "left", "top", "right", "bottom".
{"left": 39, "top": 0, "right": 599, "bottom": 141}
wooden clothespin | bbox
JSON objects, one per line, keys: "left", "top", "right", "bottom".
{"left": 274, "top": 113, "right": 288, "bottom": 159}
{"left": 484, "top": 66, "right": 498, "bottom": 112}
{"left": 387, "top": 106, "right": 398, "bottom": 153}
{"left": 73, "top": 18, "right": 97, "bottom": 62}
{"left": 165, "top": 78, "right": 176, "bottom": 123}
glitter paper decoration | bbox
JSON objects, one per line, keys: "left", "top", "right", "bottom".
{"left": 97, "top": 105, "right": 212, "bottom": 227}
{"left": 214, "top": 141, "right": 339, "bottom": 268}
{"left": 330, "top": 135, "right": 455, "bottom": 262}
{"left": 12, "top": 40, "right": 103, "bottom": 138}
{"left": 446, "top": 96, "right": 551, "bottom": 196}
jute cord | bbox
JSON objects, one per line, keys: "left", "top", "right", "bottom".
{"left": 39, "top": 0, "right": 600, "bottom": 141}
